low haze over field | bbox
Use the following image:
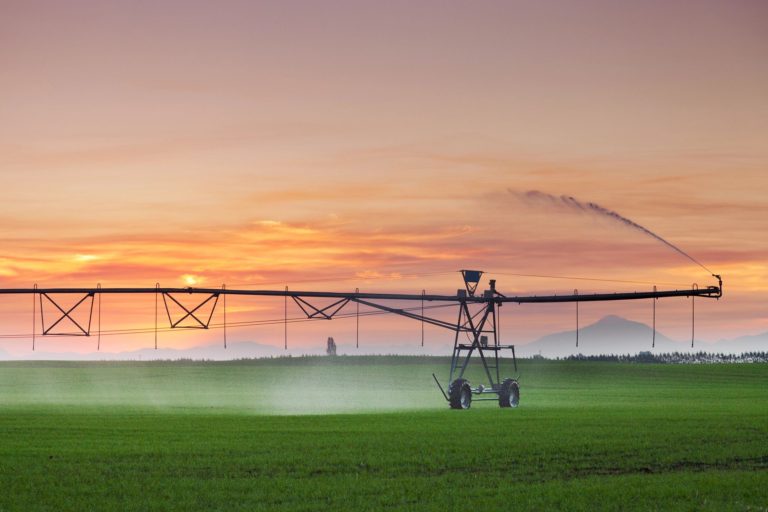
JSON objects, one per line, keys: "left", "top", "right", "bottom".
{"left": 1, "top": 0, "right": 766, "bottom": 355}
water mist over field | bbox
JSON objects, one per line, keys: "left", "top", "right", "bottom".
{"left": 0, "top": 358, "right": 447, "bottom": 415}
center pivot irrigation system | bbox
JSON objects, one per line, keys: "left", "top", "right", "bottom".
{"left": 0, "top": 271, "right": 722, "bottom": 409}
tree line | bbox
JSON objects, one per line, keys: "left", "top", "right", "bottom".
{"left": 557, "top": 351, "right": 768, "bottom": 363}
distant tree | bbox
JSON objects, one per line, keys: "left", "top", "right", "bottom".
{"left": 326, "top": 337, "right": 337, "bottom": 356}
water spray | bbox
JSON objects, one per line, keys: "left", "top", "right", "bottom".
{"left": 510, "top": 189, "right": 718, "bottom": 279}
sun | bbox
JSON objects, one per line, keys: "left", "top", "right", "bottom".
{"left": 181, "top": 274, "right": 200, "bottom": 286}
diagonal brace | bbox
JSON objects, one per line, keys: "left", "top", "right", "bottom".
{"left": 162, "top": 292, "right": 220, "bottom": 329}
{"left": 292, "top": 296, "right": 350, "bottom": 319}
{"left": 455, "top": 301, "right": 497, "bottom": 385}
{"left": 353, "top": 297, "right": 473, "bottom": 332}
{"left": 40, "top": 292, "right": 95, "bottom": 336}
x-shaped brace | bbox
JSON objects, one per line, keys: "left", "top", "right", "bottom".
{"left": 39, "top": 292, "right": 95, "bottom": 336}
{"left": 162, "top": 292, "right": 220, "bottom": 329}
{"left": 292, "top": 296, "right": 350, "bottom": 319}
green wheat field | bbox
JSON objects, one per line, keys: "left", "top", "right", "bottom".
{"left": 0, "top": 356, "right": 766, "bottom": 511}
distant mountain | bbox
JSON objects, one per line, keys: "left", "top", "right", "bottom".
{"left": 116, "top": 341, "right": 288, "bottom": 360}
{"left": 2, "top": 341, "right": 286, "bottom": 361}
{"left": 0, "top": 340, "right": 448, "bottom": 361}
{"left": 714, "top": 332, "right": 768, "bottom": 354}
{"left": 335, "top": 342, "right": 452, "bottom": 357}
{"left": 1, "top": 316, "right": 765, "bottom": 361}
{"left": 517, "top": 315, "right": 694, "bottom": 358}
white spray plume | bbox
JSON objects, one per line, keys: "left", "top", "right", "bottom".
{"left": 509, "top": 189, "right": 713, "bottom": 274}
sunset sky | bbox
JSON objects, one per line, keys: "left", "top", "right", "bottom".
{"left": 1, "top": 0, "right": 767, "bottom": 354}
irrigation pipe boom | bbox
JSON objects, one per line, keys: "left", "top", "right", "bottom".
{"left": 0, "top": 271, "right": 722, "bottom": 409}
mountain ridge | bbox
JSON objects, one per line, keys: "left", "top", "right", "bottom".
{"left": 1, "top": 316, "right": 765, "bottom": 360}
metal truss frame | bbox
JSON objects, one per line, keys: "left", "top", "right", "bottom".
{"left": 292, "top": 296, "right": 350, "bottom": 320}
{"left": 161, "top": 291, "right": 220, "bottom": 329}
{"left": 38, "top": 292, "right": 95, "bottom": 336}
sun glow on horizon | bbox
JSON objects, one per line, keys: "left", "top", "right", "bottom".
{"left": 74, "top": 254, "right": 99, "bottom": 263}
{"left": 181, "top": 274, "right": 202, "bottom": 286}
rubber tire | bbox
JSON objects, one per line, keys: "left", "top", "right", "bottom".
{"left": 498, "top": 378, "right": 520, "bottom": 408}
{"left": 448, "top": 378, "right": 472, "bottom": 409}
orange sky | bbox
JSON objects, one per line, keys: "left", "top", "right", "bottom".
{"left": 1, "top": 0, "right": 767, "bottom": 354}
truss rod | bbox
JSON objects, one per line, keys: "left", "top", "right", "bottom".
{"left": 352, "top": 297, "right": 472, "bottom": 332}
{"left": 0, "top": 285, "right": 722, "bottom": 303}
